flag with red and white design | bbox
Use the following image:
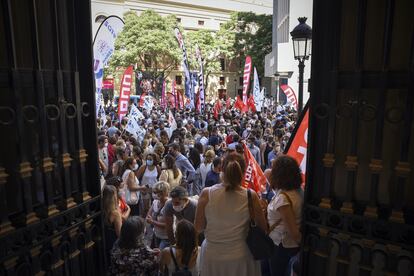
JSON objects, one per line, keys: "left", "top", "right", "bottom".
{"left": 280, "top": 84, "right": 298, "bottom": 110}
{"left": 285, "top": 103, "right": 309, "bottom": 188}
{"left": 117, "top": 66, "right": 133, "bottom": 121}
{"left": 242, "top": 143, "right": 267, "bottom": 193}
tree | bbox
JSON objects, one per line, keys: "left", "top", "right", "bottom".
{"left": 185, "top": 29, "right": 234, "bottom": 92}
{"left": 221, "top": 12, "right": 272, "bottom": 78}
{"left": 109, "top": 10, "right": 181, "bottom": 83}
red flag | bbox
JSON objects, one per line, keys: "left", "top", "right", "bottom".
{"left": 242, "top": 56, "right": 252, "bottom": 105}
{"left": 248, "top": 95, "right": 256, "bottom": 113}
{"left": 213, "top": 100, "right": 222, "bottom": 119}
{"left": 117, "top": 66, "right": 133, "bottom": 121}
{"left": 139, "top": 92, "right": 147, "bottom": 107}
{"left": 242, "top": 143, "right": 267, "bottom": 193}
{"left": 285, "top": 106, "right": 309, "bottom": 188}
{"left": 235, "top": 96, "right": 249, "bottom": 113}
{"left": 225, "top": 97, "right": 231, "bottom": 110}
{"left": 280, "top": 84, "right": 298, "bottom": 110}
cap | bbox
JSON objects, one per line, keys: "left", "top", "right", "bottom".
{"left": 169, "top": 186, "right": 188, "bottom": 199}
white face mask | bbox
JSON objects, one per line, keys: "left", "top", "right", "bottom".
{"left": 152, "top": 193, "right": 159, "bottom": 200}
{"left": 104, "top": 142, "right": 108, "bottom": 148}
{"left": 173, "top": 203, "right": 185, "bottom": 212}
{"left": 132, "top": 164, "right": 138, "bottom": 171}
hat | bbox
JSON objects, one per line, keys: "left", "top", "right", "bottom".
{"left": 169, "top": 186, "right": 188, "bottom": 199}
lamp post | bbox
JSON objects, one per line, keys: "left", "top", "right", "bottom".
{"left": 290, "top": 17, "right": 312, "bottom": 114}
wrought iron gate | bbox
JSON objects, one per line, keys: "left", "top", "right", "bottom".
{"left": 0, "top": 0, "right": 104, "bottom": 274}
{"left": 304, "top": 0, "right": 414, "bottom": 274}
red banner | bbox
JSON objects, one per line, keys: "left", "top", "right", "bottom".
{"left": 139, "top": 92, "right": 147, "bottom": 107}
{"left": 213, "top": 100, "right": 222, "bottom": 119}
{"left": 242, "top": 143, "right": 267, "bottom": 193}
{"left": 248, "top": 95, "right": 256, "bottom": 113}
{"left": 280, "top": 84, "right": 298, "bottom": 110}
{"left": 242, "top": 56, "right": 252, "bottom": 105}
{"left": 286, "top": 108, "right": 309, "bottom": 187}
{"left": 117, "top": 66, "right": 133, "bottom": 121}
{"left": 235, "top": 96, "right": 248, "bottom": 113}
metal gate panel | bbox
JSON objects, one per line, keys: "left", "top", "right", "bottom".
{"left": 304, "top": 0, "right": 414, "bottom": 274}
{"left": 0, "top": 0, "right": 103, "bottom": 274}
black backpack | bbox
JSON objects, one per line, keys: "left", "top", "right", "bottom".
{"left": 169, "top": 247, "right": 192, "bottom": 276}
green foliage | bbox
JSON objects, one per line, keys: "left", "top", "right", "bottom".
{"left": 109, "top": 10, "right": 181, "bottom": 79}
{"left": 221, "top": 11, "right": 272, "bottom": 77}
{"left": 185, "top": 29, "right": 231, "bottom": 90}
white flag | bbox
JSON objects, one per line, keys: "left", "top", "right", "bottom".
{"left": 125, "top": 118, "right": 140, "bottom": 138}
{"left": 129, "top": 104, "right": 144, "bottom": 121}
{"left": 143, "top": 96, "right": 154, "bottom": 112}
{"left": 99, "top": 105, "right": 107, "bottom": 127}
{"left": 167, "top": 110, "right": 177, "bottom": 138}
{"left": 252, "top": 67, "right": 262, "bottom": 112}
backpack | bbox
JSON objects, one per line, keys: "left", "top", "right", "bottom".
{"left": 169, "top": 247, "right": 192, "bottom": 276}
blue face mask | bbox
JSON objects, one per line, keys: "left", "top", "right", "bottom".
{"left": 146, "top": 160, "right": 153, "bottom": 166}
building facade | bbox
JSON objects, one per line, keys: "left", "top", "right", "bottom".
{"left": 91, "top": 0, "right": 272, "bottom": 101}
{"left": 265, "top": 0, "right": 312, "bottom": 106}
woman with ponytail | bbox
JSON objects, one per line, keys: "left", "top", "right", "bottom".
{"left": 194, "top": 152, "right": 267, "bottom": 276}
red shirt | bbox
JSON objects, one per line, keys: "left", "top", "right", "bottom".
{"left": 119, "top": 197, "right": 128, "bottom": 213}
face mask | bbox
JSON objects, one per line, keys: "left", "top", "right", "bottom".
{"left": 132, "top": 164, "right": 138, "bottom": 171}
{"left": 173, "top": 203, "right": 185, "bottom": 212}
{"left": 152, "top": 193, "right": 159, "bottom": 200}
{"left": 247, "top": 127, "right": 251, "bottom": 131}
{"left": 146, "top": 160, "right": 153, "bottom": 166}
{"left": 104, "top": 143, "right": 108, "bottom": 148}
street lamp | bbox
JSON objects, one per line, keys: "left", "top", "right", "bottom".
{"left": 290, "top": 17, "right": 312, "bottom": 114}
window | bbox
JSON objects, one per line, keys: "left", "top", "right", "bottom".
{"left": 176, "top": 17, "right": 181, "bottom": 23}
{"left": 277, "top": 0, "right": 290, "bottom": 43}
{"left": 220, "top": 77, "right": 225, "bottom": 85}
{"left": 239, "top": 77, "right": 243, "bottom": 85}
{"left": 175, "top": 75, "right": 182, "bottom": 85}
{"left": 95, "top": 15, "right": 107, "bottom": 23}
{"left": 220, "top": 58, "right": 225, "bottom": 71}
{"left": 198, "top": 20, "right": 204, "bottom": 26}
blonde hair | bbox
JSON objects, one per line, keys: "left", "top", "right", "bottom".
{"left": 153, "top": 181, "right": 170, "bottom": 195}
{"left": 102, "top": 185, "right": 118, "bottom": 225}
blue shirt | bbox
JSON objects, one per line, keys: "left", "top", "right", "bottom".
{"left": 204, "top": 170, "right": 220, "bottom": 188}
{"left": 267, "top": 151, "right": 279, "bottom": 169}
{"left": 175, "top": 153, "right": 195, "bottom": 183}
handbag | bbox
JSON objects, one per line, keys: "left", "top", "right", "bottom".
{"left": 246, "top": 189, "right": 276, "bottom": 260}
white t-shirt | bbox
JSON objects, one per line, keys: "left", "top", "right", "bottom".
{"left": 152, "top": 200, "right": 168, "bottom": 239}
{"left": 267, "top": 189, "right": 303, "bottom": 248}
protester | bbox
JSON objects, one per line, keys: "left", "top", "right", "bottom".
{"left": 204, "top": 157, "right": 222, "bottom": 188}
{"left": 199, "top": 150, "right": 215, "bottom": 188}
{"left": 135, "top": 152, "right": 161, "bottom": 216}
{"left": 120, "top": 157, "right": 147, "bottom": 216}
{"left": 164, "top": 186, "right": 198, "bottom": 244}
{"left": 195, "top": 153, "right": 267, "bottom": 276}
{"left": 168, "top": 143, "right": 195, "bottom": 194}
{"left": 146, "top": 181, "right": 170, "bottom": 249}
{"left": 102, "top": 185, "right": 123, "bottom": 261}
{"left": 159, "top": 219, "right": 200, "bottom": 275}
{"left": 105, "top": 176, "right": 131, "bottom": 221}
{"left": 109, "top": 216, "right": 159, "bottom": 275}
{"left": 267, "top": 155, "right": 303, "bottom": 276}
{"left": 159, "top": 154, "right": 183, "bottom": 189}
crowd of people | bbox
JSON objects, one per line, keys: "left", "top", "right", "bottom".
{"left": 98, "top": 101, "right": 303, "bottom": 276}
